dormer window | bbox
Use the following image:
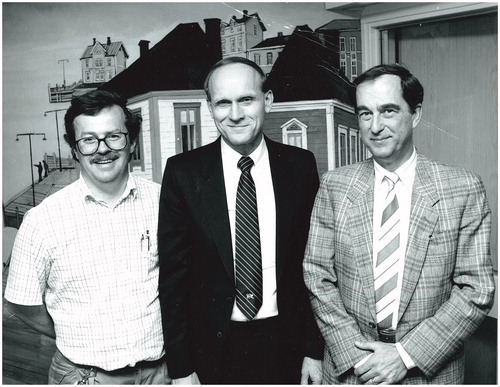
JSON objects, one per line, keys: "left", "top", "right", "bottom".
{"left": 281, "top": 118, "right": 308, "bottom": 149}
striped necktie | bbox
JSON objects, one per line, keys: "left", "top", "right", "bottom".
{"left": 374, "top": 174, "right": 400, "bottom": 329}
{"left": 235, "top": 156, "right": 262, "bottom": 320}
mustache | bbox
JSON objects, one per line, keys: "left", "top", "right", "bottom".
{"left": 91, "top": 152, "right": 119, "bottom": 163}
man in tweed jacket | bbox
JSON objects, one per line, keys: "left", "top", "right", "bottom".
{"left": 303, "top": 64, "right": 495, "bottom": 384}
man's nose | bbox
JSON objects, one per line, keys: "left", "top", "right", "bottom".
{"left": 229, "top": 102, "right": 244, "bottom": 121}
{"left": 97, "top": 138, "right": 112, "bottom": 153}
{"left": 370, "top": 114, "right": 384, "bottom": 134}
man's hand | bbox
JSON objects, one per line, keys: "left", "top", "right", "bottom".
{"left": 353, "top": 341, "right": 407, "bottom": 384}
{"left": 300, "top": 357, "right": 322, "bottom": 385}
{"left": 172, "top": 372, "right": 201, "bottom": 385}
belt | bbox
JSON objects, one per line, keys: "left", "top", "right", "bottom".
{"left": 377, "top": 327, "right": 396, "bottom": 343}
{"left": 80, "top": 355, "right": 166, "bottom": 375}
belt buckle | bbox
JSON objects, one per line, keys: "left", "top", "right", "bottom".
{"left": 377, "top": 327, "right": 396, "bottom": 343}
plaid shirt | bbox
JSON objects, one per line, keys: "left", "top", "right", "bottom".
{"left": 5, "top": 175, "right": 164, "bottom": 371}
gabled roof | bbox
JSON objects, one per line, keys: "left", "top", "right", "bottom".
{"left": 250, "top": 34, "right": 290, "bottom": 50}
{"left": 101, "top": 22, "right": 221, "bottom": 99}
{"left": 80, "top": 41, "right": 129, "bottom": 60}
{"left": 317, "top": 19, "right": 361, "bottom": 32}
{"left": 267, "top": 27, "right": 353, "bottom": 104}
{"left": 223, "top": 11, "right": 267, "bottom": 32}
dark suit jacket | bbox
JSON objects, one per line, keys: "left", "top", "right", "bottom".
{"left": 158, "top": 136, "right": 324, "bottom": 379}
{"left": 303, "top": 154, "right": 495, "bottom": 384}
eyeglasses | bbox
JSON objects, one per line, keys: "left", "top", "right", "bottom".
{"left": 76, "top": 132, "right": 129, "bottom": 155}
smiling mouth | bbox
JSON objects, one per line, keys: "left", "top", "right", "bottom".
{"left": 92, "top": 156, "right": 118, "bottom": 165}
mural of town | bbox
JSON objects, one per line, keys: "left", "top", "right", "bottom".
{"left": 49, "top": 11, "right": 365, "bottom": 184}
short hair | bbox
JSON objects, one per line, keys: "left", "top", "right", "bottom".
{"left": 64, "top": 89, "right": 142, "bottom": 148}
{"left": 203, "top": 57, "right": 270, "bottom": 102}
{"left": 350, "top": 63, "right": 424, "bottom": 113}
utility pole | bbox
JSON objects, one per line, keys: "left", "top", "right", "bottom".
{"left": 44, "top": 109, "right": 66, "bottom": 171}
{"left": 16, "top": 133, "right": 47, "bottom": 206}
{"left": 58, "top": 59, "right": 69, "bottom": 87}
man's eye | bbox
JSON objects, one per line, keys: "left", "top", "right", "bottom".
{"left": 381, "top": 109, "right": 397, "bottom": 118}
{"left": 240, "top": 97, "right": 253, "bottom": 104}
{"left": 215, "top": 101, "right": 230, "bottom": 108}
{"left": 107, "top": 134, "right": 122, "bottom": 141}
{"left": 358, "top": 112, "right": 372, "bottom": 121}
{"left": 81, "top": 137, "right": 97, "bottom": 144}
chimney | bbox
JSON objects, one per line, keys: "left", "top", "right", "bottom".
{"left": 277, "top": 32, "right": 283, "bottom": 37}
{"left": 138, "top": 40, "right": 150, "bottom": 57}
{"left": 243, "top": 10, "right": 248, "bottom": 15}
{"left": 93, "top": 38, "right": 96, "bottom": 45}
{"left": 204, "top": 18, "right": 223, "bottom": 64}
{"left": 107, "top": 37, "right": 111, "bottom": 45}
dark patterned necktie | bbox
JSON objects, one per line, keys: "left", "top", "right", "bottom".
{"left": 235, "top": 156, "right": 262, "bottom": 320}
{"left": 374, "top": 174, "right": 400, "bottom": 329}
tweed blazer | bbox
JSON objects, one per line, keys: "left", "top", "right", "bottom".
{"left": 303, "top": 154, "right": 495, "bottom": 384}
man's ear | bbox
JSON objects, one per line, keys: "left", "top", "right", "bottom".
{"left": 130, "top": 138, "right": 137, "bottom": 155}
{"left": 264, "top": 90, "right": 274, "bottom": 113}
{"left": 207, "top": 100, "right": 214, "bottom": 119}
{"left": 412, "top": 104, "right": 422, "bottom": 128}
{"left": 70, "top": 148, "right": 79, "bottom": 163}
{"left": 128, "top": 139, "right": 137, "bottom": 162}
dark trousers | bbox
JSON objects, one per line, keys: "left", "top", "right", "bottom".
{"left": 197, "top": 317, "right": 300, "bottom": 384}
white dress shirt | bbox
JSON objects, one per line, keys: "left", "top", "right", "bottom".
{"left": 355, "top": 148, "right": 417, "bottom": 370}
{"left": 372, "top": 150, "right": 416, "bottom": 328}
{"left": 221, "top": 137, "right": 278, "bottom": 321}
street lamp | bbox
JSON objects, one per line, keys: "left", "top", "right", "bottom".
{"left": 44, "top": 108, "right": 66, "bottom": 172}
{"left": 16, "top": 133, "right": 47, "bottom": 207}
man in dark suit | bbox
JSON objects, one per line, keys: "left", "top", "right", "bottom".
{"left": 303, "top": 64, "right": 495, "bottom": 384}
{"left": 158, "top": 57, "right": 323, "bottom": 384}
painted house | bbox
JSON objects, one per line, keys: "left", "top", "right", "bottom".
{"left": 266, "top": 26, "right": 363, "bottom": 175}
{"left": 266, "top": 100, "right": 361, "bottom": 176}
{"left": 247, "top": 32, "right": 290, "bottom": 75}
{"left": 80, "top": 37, "right": 128, "bottom": 85}
{"left": 101, "top": 20, "right": 359, "bottom": 181}
{"left": 101, "top": 20, "right": 223, "bottom": 183}
{"left": 316, "top": 19, "right": 362, "bottom": 82}
{"left": 220, "top": 10, "right": 266, "bottom": 58}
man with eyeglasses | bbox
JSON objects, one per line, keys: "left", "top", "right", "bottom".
{"left": 5, "top": 90, "right": 169, "bottom": 384}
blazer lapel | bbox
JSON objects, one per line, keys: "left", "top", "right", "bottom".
{"left": 398, "top": 155, "right": 439, "bottom": 320}
{"left": 199, "top": 139, "right": 235, "bottom": 283}
{"left": 346, "top": 161, "right": 377, "bottom": 322}
{"left": 266, "top": 138, "right": 293, "bottom": 285}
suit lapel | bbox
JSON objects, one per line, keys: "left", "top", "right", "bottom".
{"left": 346, "top": 161, "right": 377, "bottom": 322}
{"left": 266, "top": 138, "right": 292, "bottom": 285}
{"left": 398, "top": 155, "right": 439, "bottom": 320}
{"left": 199, "top": 138, "right": 235, "bottom": 283}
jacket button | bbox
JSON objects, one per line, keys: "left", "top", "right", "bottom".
{"left": 226, "top": 297, "right": 232, "bottom": 302}
{"left": 368, "top": 322, "right": 376, "bottom": 328}
{"left": 216, "top": 331, "right": 223, "bottom": 338}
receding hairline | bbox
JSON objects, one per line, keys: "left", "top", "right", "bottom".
{"left": 205, "top": 61, "right": 267, "bottom": 100}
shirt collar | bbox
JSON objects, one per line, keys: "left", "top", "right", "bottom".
{"left": 374, "top": 147, "right": 417, "bottom": 189}
{"left": 78, "top": 174, "right": 138, "bottom": 205}
{"left": 220, "top": 135, "right": 267, "bottom": 169}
